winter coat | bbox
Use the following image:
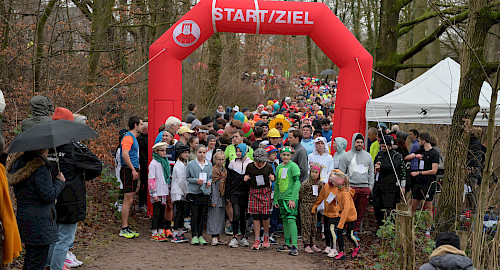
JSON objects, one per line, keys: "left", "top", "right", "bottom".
{"left": 419, "top": 245, "right": 475, "bottom": 270}
{"left": 339, "top": 133, "right": 375, "bottom": 190}
{"left": 21, "top": 96, "right": 54, "bottom": 132}
{"left": 374, "top": 149, "right": 405, "bottom": 193}
{"left": 48, "top": 142, "right": 102, "bottom": 224}
{"left": 332, "top": 137, "right": 347, "bottom": 163}
{"left": 185, "top": 159, "right": 212, "bottom": 195}
{"left": 226, "top": 157, "right": 252, "bottom": 196}
{"left": 7, "top": 153, "right": 64, "bottom": 245}
{"left": 308, "top": 137, "right": 334, "bottom": 182}
{"left": 171, "top": 160, "right": 188, "bottom": 202}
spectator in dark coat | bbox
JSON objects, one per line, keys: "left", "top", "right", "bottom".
{"left": 7, "top": 150, "right": 66, "bottom": 270}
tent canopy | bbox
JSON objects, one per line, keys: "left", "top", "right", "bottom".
{"left": 366, "top": 57, "right": 499, "bottom": 126}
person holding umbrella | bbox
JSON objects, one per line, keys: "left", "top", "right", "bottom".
{"left": 45, "top": 108, "right": 102, "bottom": 269}
{"left": 7, "top": 148, "right": 66, "bottom": 270}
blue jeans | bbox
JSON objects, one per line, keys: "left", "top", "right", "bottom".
{"left": 47, "top": 223, "right": 78, "bottom": 270}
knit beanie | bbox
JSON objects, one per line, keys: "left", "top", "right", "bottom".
{"left": 435, "top": 232, "right": 461, "bottom": 250}
{"left": 52, "top": 107, "right": 74, "bottom": 121}
{"left": 207, "top": 134, "right": 216, "bottom": 142}
{"left": 354, "top": 133, "right": 364, "bottom": 142}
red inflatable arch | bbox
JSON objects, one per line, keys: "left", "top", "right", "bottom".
{"left": 148, "top": 0, "right": 373, "bottom": 156}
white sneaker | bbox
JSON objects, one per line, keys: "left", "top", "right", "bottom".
{"left": 64, "top": 258, "right": 80, "bottom": 268}
{"left": 327, "top": 248, "right": 339, "bottom": 258}
{"left": 240, "top": 237, "right": 250, "bottom": 247}
{"left": 211, "top": 237, "right": 219, "bottom": 246}
{"left": 323, "top": 246, "right": 331, "bottom": 254}
{"left": 68, "top": 251, "right": 83, "bottom": 266}
{"left": 229, "top": 237, "right": 238, "bottom": 248}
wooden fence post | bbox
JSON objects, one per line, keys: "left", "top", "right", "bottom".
{"left": 396, "top": 203, "right": 415, "bottom": 270}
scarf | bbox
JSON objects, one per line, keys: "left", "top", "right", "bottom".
{"left": 213, "top": 165, "right": 227, "bottom": 196}
{"left": 153, "top": 152, "right": 171, "bottom": 183}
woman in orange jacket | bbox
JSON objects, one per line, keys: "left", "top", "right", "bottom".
{"left": 329, "top": 169, "right": 359, "bottom": 260}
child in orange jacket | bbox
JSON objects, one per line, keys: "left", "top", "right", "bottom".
{"left": 330, "top": 169, "right": 359, "bottom": 260}
{"left": 312, "top": 171, "right": 340, "bottom": 258}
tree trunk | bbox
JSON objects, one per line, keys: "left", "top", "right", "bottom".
{"left": 83, "top": 0, "right": 114, "bottom": 93}
{"left": 411, "top": 0, "right": 427, "bottom": 78}
{"left": 306, "top": 36, "right": 312, "bottom": 75}
{"left": 34, "top": 0, "right": 57, "bottom": 93}
{"left": 373, "top": 0, "right": 400, "bottom": 98}
{"left": 203, "top": 33, "right": 222, "bottom": 111}
{"left": 435, "top": 0, "right": 496, "bottom": 233}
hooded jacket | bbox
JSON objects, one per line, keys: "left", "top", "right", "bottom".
{"left": 308, "top": 137, "right": 334, "bottom": 181}
{"left": 339, "top": 133, "right": 375, "bottom": 189}
{"left": 48, "top": 142, "right": 102, "bottom": 224}
{"left": 419, "top": 245, "right": 475, "bottom": 270}
{"left": 7, "top": 153, "right": 64, "bottom": 245}
{"left": 21, "top": 96, "right": 54, "bottom": 132}
{"left": 332, "top": 137, "right": 348, "bottom": 169}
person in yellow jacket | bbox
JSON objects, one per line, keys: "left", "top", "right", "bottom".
{"left": 329, "top": 169, "right": 359, "bottom": 260}
{"left": 0, "top": 136, "right": 22, "bottom": 266}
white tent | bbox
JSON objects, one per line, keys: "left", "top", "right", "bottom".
{"left": 366, "top": 57, "right": 500, "bottom": 126}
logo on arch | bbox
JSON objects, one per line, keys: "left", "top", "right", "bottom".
{"left": 173, "top": 20, "right": 201, "bottom": 47}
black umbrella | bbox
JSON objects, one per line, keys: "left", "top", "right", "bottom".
{"left": 8, "top": 120, "right": 98, "bottom": 153}
{"left": 319, "top": 69, "right": 337, "bottom": 76}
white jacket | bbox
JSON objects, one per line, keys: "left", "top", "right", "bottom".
{"left": 148, "top": 160, "right": 170, "bottom": 198}
{"left": 171, "top": 160, "right": 188, "bottom": 202}
{"left": 308, "top": 137, "right": 334, "bottom": 183}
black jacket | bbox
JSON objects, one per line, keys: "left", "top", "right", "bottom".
{"left": 374, "top": 149, "right": 405, "bottom": 193}
{"left": 8, "top": 154, "right": 65, "bottom": 245}
{"left": 49, "top": 142, "right": 102, "bottom": 224}
{"left": 226, "top": 167, "right": 249, "bottom": 197}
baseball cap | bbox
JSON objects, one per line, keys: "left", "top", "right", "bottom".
{"left": 178, "top": 126, "right": 194, "bottom": 134}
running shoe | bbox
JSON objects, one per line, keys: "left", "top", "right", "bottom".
{"left": 262, "top": 235, "right": 270, "bottom": 248}
{"left": 252, "top": 239, "right": 261, "bottom": 250}
{"left": 191, "top": 236, "right": 200, "bottom": 245}
{"left": 240, "top": 237, "right": 250, "bottom": 247}
{"left": 119, "top": 229, "right": 136, "bottom": 239}
{"left": 269, "top": 236, "right": 278, "bottom": 245}
{"left": 327, "top": 248, "right": 339, "bottom": 258}
{"left": 311, "top": 245, "right": 322, "bottom": 253}
{"left": 171, "top": 235, "right": 183, "bottom": 243}
{"left": 225, "top": 226, "right": 234, "bottom": 235}
{"left": 127, "top": 228, "right": 139, "bottom": 238}
{"left": 164, "top": 229, "right": 173, "bottom": 238}
{"left": 352, "top": 247, "right": 360, "bottom": 258}
{"left": 289, "top": 246, "right": 299, "bottom": 256}
{"left": 334, "top": 251, "right": 346, "bottom": 260}
{"left": 323, "top": 246, "right": 331, "bottom": 254}
{"left": 67, "top": 251, "right": 83, "bottom": 266}
{"left": 277, "top": 244, "right": 290, "bottom": 252}
{"left": 199, "top": 236, "right": 208, "bottom": 245}
{"left": 304, "top": 246, "right": 314, "bottom": 254}
{"left": 63, "top": 264, "right": 71, "bottom": 270}
{"left": 211, "top": 237, "right": 219, "bottom": 246}
{"left": 150, "top": 234, "right": 167, "bottom": 242}
{"left": 65, "top": 258, "right": 80, "bottom": 268}
{"left": 228, "top": 237, "right": 238, "bottom": 248}
{"left": 179, "top": 234, "right": 189, "bottom": 243}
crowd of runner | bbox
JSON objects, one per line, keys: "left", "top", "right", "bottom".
{"left": 115, "top": 76, "right": 443, "bottom": 260}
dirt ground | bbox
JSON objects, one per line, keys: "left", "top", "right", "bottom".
{"left": 78, "top": 217, "right": 335, "bottom": 270}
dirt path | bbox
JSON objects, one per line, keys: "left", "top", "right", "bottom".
{"left": 78, "top": 218, "right": 334, "bottom": 270}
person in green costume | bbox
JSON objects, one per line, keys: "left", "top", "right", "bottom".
{"left": 274, "top": 147, "right": 301, "bottom": 256}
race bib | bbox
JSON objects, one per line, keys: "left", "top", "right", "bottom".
{"left": 199, "top": 172, "right": 207, "bottom": 183}
{"left": 326, "top": 192, "right": 336, "bottom": 204}
{"left": 280, "top": 168, "right": 288, "bottom": 179}
{"left": 256, "top": 175, "right": 265, "bottom": 186}
{"left": 312, "top": 185, "right": 319, "bottom": 196}
{"left": 357, "top": 165, "right": 366, "bottom": 173}
{"left": 419, "top": 160, "right": 425, "bottom": 170}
